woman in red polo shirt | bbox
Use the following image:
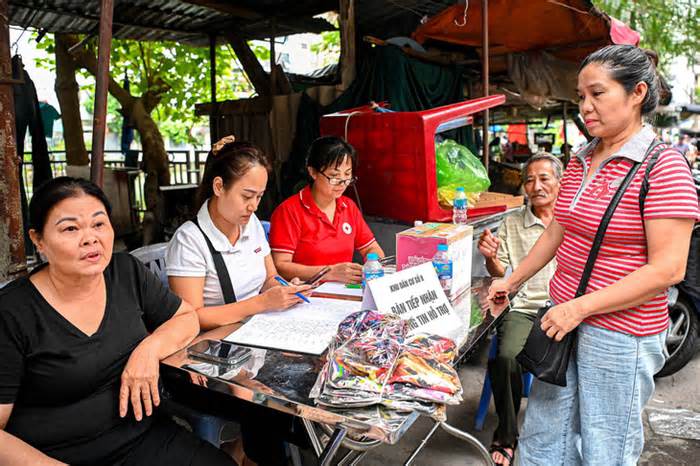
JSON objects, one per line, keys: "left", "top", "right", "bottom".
{"left": 489, "top": 45, "right": 700, "bottom": 466}
{"left": 270, "top": 136, "right": 384, "bottom": 283}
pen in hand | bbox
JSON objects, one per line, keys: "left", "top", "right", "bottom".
{"left": 274, "top": 276, "right": 311, "bottom": 304}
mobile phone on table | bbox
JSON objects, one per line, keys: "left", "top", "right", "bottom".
{"left": 304, "top": 266, "right": 331, "bottom": 285}
{"left": 187, "top": 339, "right": 252, "bottom": 366}
{"left": 379, "top": 255, "right": 396, "bottom": 266}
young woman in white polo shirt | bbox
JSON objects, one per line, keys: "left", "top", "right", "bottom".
{"left": 165, "top": 137, "right": 312, "bottom": 466}
{"left": 166, "top": 137, "right": 310, "bottom": 330}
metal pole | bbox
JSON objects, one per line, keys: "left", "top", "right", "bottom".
{"left": 90, "top": 0, "right": 115, "bottom": 187}
{"left": 339, "top": 0, "right": 357, "bottom": 89}
{"left": 269, "top": 20, "right": 276, "bottom": 95}
{"left": 0, "top": 0, "right": 26, "bottom": 281}
{"left": 209, "top": 34, "right": 217, "bottom": 104}
{"left": 209, "top": 34, "right": 218, "bottom": 145}
{"left": 481, "top": 0, "right": 490, "bottom": 170}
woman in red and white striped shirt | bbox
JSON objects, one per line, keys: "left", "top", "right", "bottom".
{"left": 489, "top": 45, "right": 700, "bottom": 466}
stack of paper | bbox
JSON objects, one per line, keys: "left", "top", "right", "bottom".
{"left": 224, "top": 298, "right": 361, "bottom": 355}
{"left": 313, "top": 281, "right": 363, "bottom": 298}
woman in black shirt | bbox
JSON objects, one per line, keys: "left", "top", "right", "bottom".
{"left": 0, "top": 177, "right": 233, "bottom": 466}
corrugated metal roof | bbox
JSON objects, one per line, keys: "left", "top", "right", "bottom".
{"left": 8, "top": 0, "right": 337, "bottom": 44}
{"left": 8, "top": 0, "right": 453, "bottom": 45}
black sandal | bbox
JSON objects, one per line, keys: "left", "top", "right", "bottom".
{"left": 489, "top": 444, "right": 515, "bottom": 466}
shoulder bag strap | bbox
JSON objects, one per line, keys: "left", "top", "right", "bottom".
{"left": 575, "top": 140, "right": 660, "bottom": 297}
{"left": 192, "top": 218, "right": 237, "bottom": 304}
{"left": 637, "top": 141, "right": 667, "bottom": 217}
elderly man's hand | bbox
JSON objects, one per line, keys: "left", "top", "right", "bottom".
{"left": 540, "top": 302, "right": 585, "bottom": 342}
{"left": 478, "top": 228, "right": 501, "bottom": 260}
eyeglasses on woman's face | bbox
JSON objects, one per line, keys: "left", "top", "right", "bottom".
{"left": 319, "top": 172, "right": 357, "bottom": 186}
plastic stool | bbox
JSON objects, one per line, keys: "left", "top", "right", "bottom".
{"left": 474, "top": 335, "right": 534, "bottom": 431}
{"left": 261, "top": 220, "right": 271, "bottom": 241}
{"left": 162, "top": 398, "right": 232, "bottom": 447}
{"left": 190, "top": 413, "right": 230, "bottom": 446}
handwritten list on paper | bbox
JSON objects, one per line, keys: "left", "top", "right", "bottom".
{"left": 223, "top": 298, "right": 361, "bottom": 355}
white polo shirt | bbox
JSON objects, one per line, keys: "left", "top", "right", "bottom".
{"left": 165, "top": 200, "right": 271, "bottom": 306}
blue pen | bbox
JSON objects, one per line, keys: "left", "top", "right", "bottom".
{"left": 274, "top": 276, "right": 311, "bottom": 304}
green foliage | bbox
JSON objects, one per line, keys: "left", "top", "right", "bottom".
{"left": 310, "top": 13, "right": 340, "bottom": 68}
{"left": 310, "top": 30, "right": 340, "bottom": 67}
{"left": 595, "top": 0, "right": 699, "bottom": 70}
{"left": 251, "top": 43, "right": 271, "bottom": 62}
{"left": 34, "top": 34, "right": 263, "bottom": 147}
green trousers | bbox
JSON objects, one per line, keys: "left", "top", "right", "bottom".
{"left": 487, "top": 310, "right": 535, "bottom": 446}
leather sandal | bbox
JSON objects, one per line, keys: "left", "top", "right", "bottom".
{"left": 489, "top": 444, "right": 515, "bottom": 466}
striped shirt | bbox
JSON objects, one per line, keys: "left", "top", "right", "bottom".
{"left": 551, "top": 125, "right": 700, "bottom": 336}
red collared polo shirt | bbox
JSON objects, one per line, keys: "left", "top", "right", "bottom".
{"left": 551, "top": 126, "right": 700, "bottom": 336}
{"left": 269, "top": 186, "right": 377, "bottom": 265}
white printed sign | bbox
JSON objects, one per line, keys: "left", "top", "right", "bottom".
{"left": 361, "top": 262, "right": 463, "bottom": 343}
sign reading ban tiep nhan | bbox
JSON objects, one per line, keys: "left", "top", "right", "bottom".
{"left": 361, "top": 262, "right": 463, "bottom": 343}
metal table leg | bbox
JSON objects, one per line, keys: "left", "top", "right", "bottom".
{"left": 338, "top": 449, "right": 368, "bottom": 466}
{"left": 439, "top": 421, "right": 493, "bottom": 465}
{"left": 302, "top": 418, "right": 325, "bottom": 457}
{"left": 402, "top": 420, "right": 493, "bottom": 466}
{"left": 403, "top": 420, "right": 441, "bottom": 466}
{"left": 348, "top": 451, "right": 368, "bottom": 466}
{"left": 319, "top": 427, "right": 348, "bottom": 466}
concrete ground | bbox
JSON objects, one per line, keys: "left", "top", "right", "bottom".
{"left": 358, "top": 341, "right": 700, "bottom": 466}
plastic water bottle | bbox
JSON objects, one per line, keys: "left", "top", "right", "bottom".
{"left": 453, "top": 187, "right": 468, "bottom": 224}
{"left": 432, "top": 244, "right": 453, "bottom": 295}
{"left": 362, "top": 253, "right": 384, "bottom": 288}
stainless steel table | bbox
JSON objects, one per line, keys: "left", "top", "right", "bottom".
{"left": 161, "top": 277, "right": 502, "bottom": 465}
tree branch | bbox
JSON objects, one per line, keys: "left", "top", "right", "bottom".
{"left": 64, "top": 34, "right": 134, "bottom": 108}
{"left": 138, "top": 41, "right": 151, "bottom": 86}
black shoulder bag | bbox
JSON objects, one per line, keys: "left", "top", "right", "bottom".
{"left": 192, "top": 218, "right": 237, "bottom": 304}
{"left": 638, "top": 144, "right": 700, "bottom": 299}
{"left": 516, "top": 140, "right": 663, "bottom": 387}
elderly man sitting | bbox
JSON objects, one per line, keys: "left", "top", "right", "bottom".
{"left": 478, "top": 152, "right": 563, "bottom": 466}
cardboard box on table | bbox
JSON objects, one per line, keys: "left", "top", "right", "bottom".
{"left": 396, "top": 223, "right": 473, "bottom": 298}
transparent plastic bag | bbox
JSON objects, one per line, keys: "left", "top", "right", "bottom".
{"left": 312, "top": 311, "right": 463, "bottom": 410}
{"left": 435, "top": 139, "right": 490, "bottom": 199}
{"left": 437, "top": 187, "right": 481, "bottom": 209}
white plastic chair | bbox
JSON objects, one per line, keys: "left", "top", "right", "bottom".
{"left": 130, "top": 243, "right": 169, "bottom": 287}
{"left": 130, "top": 242, "right": 234, "bottom": 446}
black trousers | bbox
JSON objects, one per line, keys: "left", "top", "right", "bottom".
{"left": 166, "top": 379, "right": 310, "bottom": 466}
{"left": 487, "top": 311, "right": 535, "bottom": 446}
{"left": 122, "top": 415, "right": 234, "bottom": 466}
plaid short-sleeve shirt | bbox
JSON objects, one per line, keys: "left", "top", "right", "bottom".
{"left": 496, "top": 206, "right": 556, "bottom": 315}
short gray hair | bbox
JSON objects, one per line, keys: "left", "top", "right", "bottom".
{"left": 521, "top": 152, "right": 564, "bottom": 183}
